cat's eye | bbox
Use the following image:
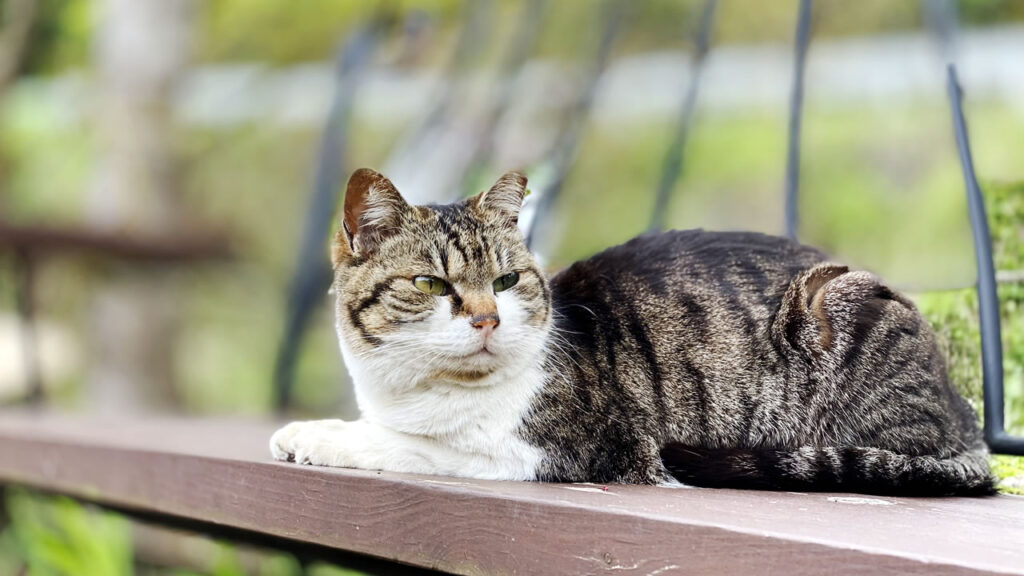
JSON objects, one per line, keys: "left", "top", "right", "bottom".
{"left": 413, "top": 276, "right": 449, "bottom": 296}
{"left": 493, "top": 272, "right": 520, "bottom": 293}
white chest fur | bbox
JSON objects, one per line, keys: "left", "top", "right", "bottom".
{"left": 327, "top": 337, "right": 549, "bottom": 480}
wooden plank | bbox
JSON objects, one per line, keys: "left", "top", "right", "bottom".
{"left": 0, "top": 411, "right": 1022, "bottom": 576}
{"left": 0, "top": 222, "right": 231, "bottom": 262}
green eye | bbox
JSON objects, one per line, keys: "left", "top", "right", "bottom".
{"left": 413, "top": 276, "right": 449, "bottom": 296}
{"left": 493, "top": 272, "right": 520, "bottom": 293}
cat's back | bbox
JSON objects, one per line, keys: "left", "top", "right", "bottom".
{"left": 549, "top": 229, "right": 826, "bottom": 314}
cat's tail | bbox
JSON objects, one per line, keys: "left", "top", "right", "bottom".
{"left": 659, "top": 443, "right": 996, "bottom": 496}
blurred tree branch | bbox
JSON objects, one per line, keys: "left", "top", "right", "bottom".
{"left": 0, "top": 0, "right": 36, "bottom": 96}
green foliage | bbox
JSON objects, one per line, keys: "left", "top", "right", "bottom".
{"left": 258, "top": 554, "right": 304, "bottom": 576}
{"left": 991, "top": 455, "right": 1024, "bottom": 495}
{"left": 988, "top": 182, "right": 1024, "bottom": 434}
{"left": 19, "top": 0, "right": 91, "bottom": 74}
{"left": 986, "top": 181, "right": 1024, "bottom": 272}
{"left": 915, "top": 181, "right": 1024, "bottom": 494}
{"left": 918, "top": 289, "right": 984, "bottom": 406}
{"left": 0, "top": 87, "right": 91, "bottom": 223}
{"left": 0, "top": 489, "right": 132, "bottom": 576}
{"left": 306, "top": 565, "right": 373, "bottom": 576}
{"left": 916, "top": 181, "right": 1024, "bottom": 431}
{"left": 199, "top": 0, "right": 369, "bottom": 65}
{"left": 959, "top": 0, "right": 1024, "bottom": 24}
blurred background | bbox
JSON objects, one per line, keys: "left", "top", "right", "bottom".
{"left": 1, "top": 0, "right": 1023, "bottom": 574}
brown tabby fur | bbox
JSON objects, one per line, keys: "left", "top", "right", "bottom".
{"left": 329, "top": 168, "right": 994, "bottom": 496}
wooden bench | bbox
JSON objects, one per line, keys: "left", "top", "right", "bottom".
{"left": 1, "top": 410, "right": 1022, "bottom": 575}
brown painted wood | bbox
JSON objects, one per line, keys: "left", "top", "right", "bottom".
{"left": 0, "top": 222, "right": 231, "bottom": 262}
{"left": 0, "top": 411, "right": 1022, "bottom": 576}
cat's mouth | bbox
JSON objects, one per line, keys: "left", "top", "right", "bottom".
{"left": 457, "top": 347, "right": 495, "bottom": 359}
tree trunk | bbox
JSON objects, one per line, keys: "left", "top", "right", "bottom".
{"left": 86, "top": 0, "right": 195, "bottom": 412}
{"left": 0, "top": 0, "right": 38, "bottom": 213}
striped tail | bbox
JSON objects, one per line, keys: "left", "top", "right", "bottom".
{"left": 660, "top": 443, "right": 996, "bottom": 496}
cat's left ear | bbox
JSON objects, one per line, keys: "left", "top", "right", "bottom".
{"left": 472, "top": 171, "right": 527, "bottom": 228}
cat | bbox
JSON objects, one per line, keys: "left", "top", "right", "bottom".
{"left": 270, "top": 168, "right": 995, "bottom": 496}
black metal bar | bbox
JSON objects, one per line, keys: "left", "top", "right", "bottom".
{"left": 926, "top": 0, "right": 1023, "bottom": 454}
{"left": 526, "top": 0, "right": 625, "bottom": 249}
{"left": 922, "top": 0, "right": 958, "bottom": 63}
{"left": 273, "top": 20, "right": 384, "bottom": 414}
{"left": 784, "top": 0, "right": 812, "bottom": 241}
{"left": 648, "top": 0, "right": 717, "bottom": 233}
{"left": 14, "top": 249, "right": 43, "bottom": 405}
{"left": 946, "top": 66, "right": 1024, "bottom": 455}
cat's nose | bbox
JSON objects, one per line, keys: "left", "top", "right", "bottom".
{"left": 471, "top": 314, "right": 500, "bottom": 338}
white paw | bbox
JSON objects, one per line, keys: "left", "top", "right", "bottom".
{"left": 269, "top": 421, "right": 304, "bottom": 462}
{"left": 269, "top": 420, "right": 348, "bottom": 467}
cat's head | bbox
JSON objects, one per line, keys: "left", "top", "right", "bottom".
{"left": 331, "top": 168, "right": 551, "bottom": 392}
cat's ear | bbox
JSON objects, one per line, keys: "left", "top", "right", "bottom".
{"left": 336, "top": 168, "right": 411, "bottom": 261}
{"left": 473, "top": 171, "right": 527, "bottom": 228}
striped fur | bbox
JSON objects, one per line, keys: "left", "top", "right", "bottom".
{"left": 659, "top": 445, "right": 994, "bottom": 496}
{"left": 528, "top": 231, "right": 993, "bottom": 494}
{"left": 273, "top": 168, "right": 993, "bottom": 496}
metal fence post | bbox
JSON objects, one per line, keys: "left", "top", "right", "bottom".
{"left": 784, "top": 0, "right": 812, "bottom": 241}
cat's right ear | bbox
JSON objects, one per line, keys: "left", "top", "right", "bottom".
{"left": 334, "top": 168, "right": 411, "bottom": 263}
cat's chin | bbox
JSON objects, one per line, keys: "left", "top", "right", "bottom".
{"left": 423, "top": 355, "right": 526, "bottom": 388}
{"left": 426, "top": 367, "right": 500, "bottom": 386}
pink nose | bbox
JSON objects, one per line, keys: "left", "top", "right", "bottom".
{"left": 471, "top": 314, "right": 499, "bottom": 338}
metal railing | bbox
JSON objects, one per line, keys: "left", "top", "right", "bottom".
{"left": 946, "top": 67, "right": 1024, "bottom": 455}
{"left": 784, "top": 0, "right": 813, "bottom": 241}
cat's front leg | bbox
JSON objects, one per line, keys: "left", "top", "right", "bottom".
{"left": 271, "top": 419, "right": 352, "bottom": 467}
{"left": 270, "top": 419, "right": 429, "bottom": 471}
{"left": 270, "top": 419, "right": 516, "bottom": 478}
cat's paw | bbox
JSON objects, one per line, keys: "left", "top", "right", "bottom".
{"left": 270, "top": 420, "right": 348, "bottom": 466}
{"left": 270, "top": 421, "right": 304, "bottom": 462}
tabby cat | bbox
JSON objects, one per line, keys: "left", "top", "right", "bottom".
{"left": 270, "top": 168, "right": 994, "bottom": 496}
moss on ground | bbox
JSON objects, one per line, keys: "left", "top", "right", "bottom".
{"left": 992, "top": 455, "right": 1024, "bottom": 495}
